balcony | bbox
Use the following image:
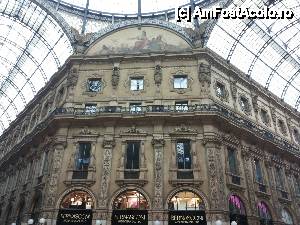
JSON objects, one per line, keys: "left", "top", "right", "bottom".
{"left": 169, "top": 169, "right": 203, "bottom": 186}
{"left": 226, "top": 173, "right": 245, "bottom": 190}
{"left": 65, "top": 169, "right": 96, "bottom": 186}
{"left": 277, "top": 188, "right": 291, "bottom": 202}
{"left": 254, "top": 182, "right": 270, "bottom": 198}
{"left": 116, "top": 168, "right": 148, "bottom": 186}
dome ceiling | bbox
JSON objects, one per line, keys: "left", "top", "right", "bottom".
{"left": 0, "top": 0, "right": 300, "bottom": 135}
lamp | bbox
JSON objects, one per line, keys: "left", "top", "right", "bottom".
{"left": 11, "top": 223, "right": 16, "bottom": 225}
{"left": 39, "top": 218, "right": 46, "bottom": 224}
{"left": 28, "top": 219, "right": 34, "bottom": 225}
{"left": 95, "top": 220, "right": 101, "bottom": 225}
{"left": 215, "top": 220, "right": 222, "bottom": 225}
{"left": 231, "top": 221, "right": 237, "bottom": 225}
{"left": 154, "top": 220, "right": 160, "bottom": 225}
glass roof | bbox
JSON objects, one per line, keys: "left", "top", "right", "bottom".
{"left": 0, "top": 0, "right": 73, "bottom": 134}
{"left": 207, "top": 0, "right": 300, "bottom": 110}
{"left": 58, "top": 0, "right": 190, "bottom": 14}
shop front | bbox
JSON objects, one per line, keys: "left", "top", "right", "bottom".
{"left": 57, "top": 190, "right": 94, "bottom": 225}
{"left": 229, "top": 195, "right": 248, "bottom": 225}
{"left": 168, "top": 190, "right": 207, "bottom": 225}
{"left": 111, "top": 190, "right": 149, "bottom": 225}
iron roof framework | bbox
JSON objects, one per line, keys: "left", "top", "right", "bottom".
{"left": 0, "top": 0, "right": 73, "bottom": 134}
{"left": 207, "top": 0, "right": 300, "bottom": 110}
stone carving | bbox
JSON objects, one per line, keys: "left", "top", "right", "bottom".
{"left": 173, "top": 124, "right": 197, "bottom": 133}
{"left": 184, "top": 21, "right": 208, "bottom": 48}
{"left": 198, "top": 63, "right": 211, "bottom": 96}
{"left": 252, "top": 94, "right": 259, "bottom": 112}
{"left": 99, "top": 139, "right": 115, "bottom": 208}
{"left": 154, "top": 65, "right": 162, "bottom": 86}
{"left": 270, "top": 107, "right": 277, "bottom": 127}
{"left": 67, "top": 66, "right": 79, "bottom": 88}
{"left": 206, "top": 144, "right": 218, "bottom": 209}
{"left": 112, "top": 66, "right": 120, "bottom": 89}
{"left": 230, "top": 79, "right": 237, "bottom": 101}
{"left": 45, "top": 143, "right": 65, "bottom": 207}
{"left": 152, "top": 138, "right": 165, "bottom": 209}
{"left": 78, "top": 126, "right": 98, "bottom": 135}
{"left": 124, "top": 125, "right": 146, "bottom": 134}
{"left": 71, "top": 27, "right": 92, "bottom": 54}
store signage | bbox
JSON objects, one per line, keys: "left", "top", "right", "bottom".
{"left": 169, "top": 210, "right": 207, "bottom": 225}
{"left": 57, "top": 209, "right": 93, "bottom": 225}
{"left": 112, "top": 210, "right": 148, "bottom": 225}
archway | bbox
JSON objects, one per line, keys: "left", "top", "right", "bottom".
{"left": 57, "top": 189, "right": 94, "bottom": 225}
{"left": 281, "top": 208, "right": 294, "bottom": 225}
{"left": 111, "top": 189, "right": 149, "bottom": 225}
{"left": 229, "top": 194, "right": 248, "bottom": 225}
{"left": 257, "top": 201, "right": 273, "bottom": 225}
{"left": 168, "top": 190, "right": 207, "bottom": 225}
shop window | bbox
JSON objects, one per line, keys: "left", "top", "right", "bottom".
{"left": 87, "top": 78, "right": 102, "bottom": 92}
{"left": 173, "top": 75, "right": 187, "bottom": 89}
{"left": 168, "top": 191, "right": 205, "bottom": 211}
{"left": 229, "top": 195, "right": 248, "bottom": 225}
{"left": 131, "top": 78, "right": 144, "bottom": 91}
{"left": 125, "top": 141, "right": 140, "bottom": 179}
{"left": 175, "top": 101, "right": 188, "bottom": 112}
{"left": 257, "top": 202, "right": 273, "bottom": 225}
{"left": 73, "top": 143, "right": 91, "bottom": 179}
{"left": 60, "top": 190, "right": 94, "bottom": 209}
{"left": 113, "top": 190, "right": 148, "bottom": 209}
{"left": 176, "top": 140, "right": 193, "bottom": 179}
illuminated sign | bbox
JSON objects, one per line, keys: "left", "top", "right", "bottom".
{"left": 169, "top": 211, "right": 207, "bottom": 225}
{"left": 112, "top": 210, "right": 148, "bottom": 225}
{"left": 57, "top": 209, "right": 93, "bottom": 225}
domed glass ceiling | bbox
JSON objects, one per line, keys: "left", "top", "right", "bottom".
{"left": 1, "top": 0, "right": 300, "bottom": 136}
{"left": 207, "top": 0, "right": 300, "bottom": 109}
{"left": 0, "top": 0, "right": 73, "bottom": 134}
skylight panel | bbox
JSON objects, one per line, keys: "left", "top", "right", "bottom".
{"left": 231, "top": 44, "right": 255, "bottom": 73}
{"left": 284, "top": 85, "right": 298, "bottom": 107}
{"left": 268, "top": 74, "right": 287, "bottom": 95}
{"left": 251, "top": 59, "right": 272, "bottom": 85}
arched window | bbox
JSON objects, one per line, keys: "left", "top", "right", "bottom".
{"left": 229, "top": 195, "right": 248, "bottom": 225}
{"left": 257, "top": 202, "right": 272, "bottom": 225}
{"left": 281, "top": 208, "right": 293, "bottom": 225}
{"left": 113, "top": 190, "right": 148, "bottom": 209}
{"left": 168, "top": 190, "right": 205, "bottom": 211}
{"left": 60, "top": 190, "right": 94, "bottom": 209}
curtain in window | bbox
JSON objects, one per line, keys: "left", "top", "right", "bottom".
{"left": 176, "top": 141, "right": 191, "bottom": 169}
{"left": 126, "top": 142, "right": 140, "bottom": 169}
{"left": 75, "top": 143, "right": 91, "bottom": 170}
{"left": 228, "top": 148, "right": 238, "bottom": 174}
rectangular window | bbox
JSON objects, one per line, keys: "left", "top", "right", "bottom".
{"left": 129, "top": 103, "right": 142, "bottom": 113}
{"left": 176, "top": 140, "right": 193, "bottom": 179}
{"left": 173, "top": 75, "right": 188, "bottom": 89}
{"left": 254, "top": 159, "right": 263, "bottom": 184}
{"left": 73, "top": 143, "right": 91, "bottom": 179}
{"left": 125, "top": 141, "right": 140, "bottom": 179}
{"left": 275, "top": 167, "right": 285, "bottom": 189}
{"left": 228, "top": 148, "right": 238, "bottom": 175}
{"left": 175, "top": 101, "right": 188, "bottom": 112}
{"left": 130, "top": 78, "right": 144, "bottom": 91}
{"left": 216, "top": 82, "right": 225, "bottom": 97}
{"left": 260, "top": 109, "right": 269, "bottom": 124}
{"left": 240, "top": 96, "right": 249, "bottom": 112}
{"left": 85, "top": 104, "right": 97, "bottom": 114}
{"left": 87, "top": 78, "right": 102, "bottom": 92}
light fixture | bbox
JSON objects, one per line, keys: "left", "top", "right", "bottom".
{"left": 28, "top": 219, "right": 34, "bottom": 225}
{"left": 39, "top": 218, "right": 46, "bottom": 224}
{"left": 154, "top": 220, "right": 160, "bottom": 225}
{"left": 11, "top": 223, "right": 16, "bottom": 225}
{"left": 231, "top": 221, "right": 237, "bottom": 225}
{"left": 95, "top": 220, "right": 101, "bottom": 225}
{"left": 215, "top": 220, "right": 222, "bottom": 225}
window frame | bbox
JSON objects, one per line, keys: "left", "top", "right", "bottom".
{"left": 173, "top": 75, "right": 188, "bottom": 89}
{"left": 87, "top": 78, "right": 102, "bottom": 93}
{"left": 130, "top": 77, "right": 144, "bottom": 91}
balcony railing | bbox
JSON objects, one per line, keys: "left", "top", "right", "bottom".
{"left": 1, "top": 103, "right": 300, "bottom": 163}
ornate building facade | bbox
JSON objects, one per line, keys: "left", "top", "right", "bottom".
{"left": 0, "top": 23, "right": 299, "bottom": 225}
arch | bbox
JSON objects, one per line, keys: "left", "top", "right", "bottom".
{"left": 257, "top": 201, "right": 273, "bottom": 225}
{"left": 56, "top": 186, "right": 97, "bottom": 209}
{"left": 109, "top": 186, "right": 151, "bottom": 210}
{"left": 281, "top": 207, "right": 294, "bottom": 225}
{"left": 227, "top": 192, "right": 250, "bottom": 215}
{"left": 165, "top": 187, "right": 209, "bottom": 210}
{"left": 85, "top": 20, "right": 193, "bottom": 56}
{"left": 228, "top": 194, "right": 248, "bottom": 225}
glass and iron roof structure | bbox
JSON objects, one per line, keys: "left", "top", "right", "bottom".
{"left": 0, "top": 0, "right": 299, "bottom": 134}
